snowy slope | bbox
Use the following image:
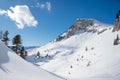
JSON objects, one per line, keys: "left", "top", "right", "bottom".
{"left": 27, "top": 19, "right": 120, "bottom": 80}
{"left": 0, "top": 41, "right": 65, "bottom": 80}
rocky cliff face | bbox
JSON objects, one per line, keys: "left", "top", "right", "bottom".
{"left": 113, "top": 10, "right": 120, "bottom": 32}
{"left": 66, "top": 19, "right": 94, "bottom": 36}
{"left": 55, "top": 19, "right": 94, "bottom": 42}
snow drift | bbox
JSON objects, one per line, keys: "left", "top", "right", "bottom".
{"left": 0, "top": 41, "right": 64, "bottom": 80}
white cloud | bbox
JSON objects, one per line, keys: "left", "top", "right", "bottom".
{"left": 46, "top": 2, "right": 51, "bottom": 11}
{"left": 0, "top": 9, "right": 7, "bottom": 15}
{"left": 36, "top": 2, "right": 51, "bottom": 11}
{"left": 0, "top": 5, "right": 38, "bottom": 29}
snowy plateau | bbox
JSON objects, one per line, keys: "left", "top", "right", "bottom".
{"left": 1, "top": 19, "right": 120, "bottom": 80}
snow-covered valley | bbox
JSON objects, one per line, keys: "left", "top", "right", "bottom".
{"left": 0, "top": 41, "right": 65, "bottom": 80}
{"left": 1, "top": 19, "right": 120, "bottom": 80}
{"left": 27, "top": 19, "right": 120, "bottom": 80}
{"left": 0, "top": 0, "right": 119, "bottom": 80}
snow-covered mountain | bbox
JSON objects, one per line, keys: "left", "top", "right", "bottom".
{"left": 0, "top": 41, "right": 65, "bottom": 80}
{"left": 27, "top": 19, "right": 120, "bottom": 80}
{"left": 54, "top": 19, "right": 108, "bottom": 42}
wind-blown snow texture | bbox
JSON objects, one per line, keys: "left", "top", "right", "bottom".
{"left": 28, "top": 19, "right": 120, "bottom": 80}
{"left": 0, "top": 41, "right": 64, "bottom": 80}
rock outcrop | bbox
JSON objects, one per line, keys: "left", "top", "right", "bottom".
{"left": 55, "top": 19, "right": 95, "bottom": 42}
{"left": 66, "top": 19, "right": 94, "bottom": 36}
{"left": 113, "top": 10, "right": 120, "bottom": 32}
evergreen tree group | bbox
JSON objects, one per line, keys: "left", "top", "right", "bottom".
{"left": 0, "top": 30, "right": 27, "bottom": 59}
{"left": 12, "top": 34, "right": 27, "bottom": 59}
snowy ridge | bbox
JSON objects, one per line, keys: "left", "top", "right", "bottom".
{"left": 28, "top": 19, "right": 120, "bottom": 80}
{"left": 0, "top": 41, "right": 64, "bottom": 80}
{"left": 54, "top": 19, "right": 111, "bottom": 42}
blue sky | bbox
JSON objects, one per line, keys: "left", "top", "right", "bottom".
{"left": 0, "top": 0, "right": 120, "bottom": 46}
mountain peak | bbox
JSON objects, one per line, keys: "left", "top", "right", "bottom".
{"left": 55, "top": 18, "right": 110, "bottom": 42}
{"left": 74, "top": 18, "right": 94, "bottom": 29}
{"left": 55, "top": 19, "right": 94, "bottom": 42}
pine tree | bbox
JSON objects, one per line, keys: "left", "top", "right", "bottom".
{"left": 85, "top": 46, "right": 88, "bottom": 51}
{"left": 0, "top": 30, "right": 2, "bottom": 40}
{"left": 12, "top": 34, "right": 22, "bottom": 46}
{"left": 2, "top": 30, "right": 9, "bottom": 46}
{"left": 12, "top": 34, "right": 22, "bottom": 52}
{"left": 117, "top": 34, "right": 119, "bottom": 40}
{"left": 37, "top": 51, "right": 40, "bottom": 58}
{"left": 24, "top": 51, "right": 27, "bottom": 59}
{"left": 116, "top": 10, "right": 120, "bottom": 19}
{"left": 20, "top": 47, "right": 27, "bottom": 59}
{"left": 114, "top": 34, "right": 119, "bottom": 45}
{"left": 116, "top": 13, "right": 119, "bottom": 19}
{"left": 12, "top": 34, "right": 27, "bottom": 59}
